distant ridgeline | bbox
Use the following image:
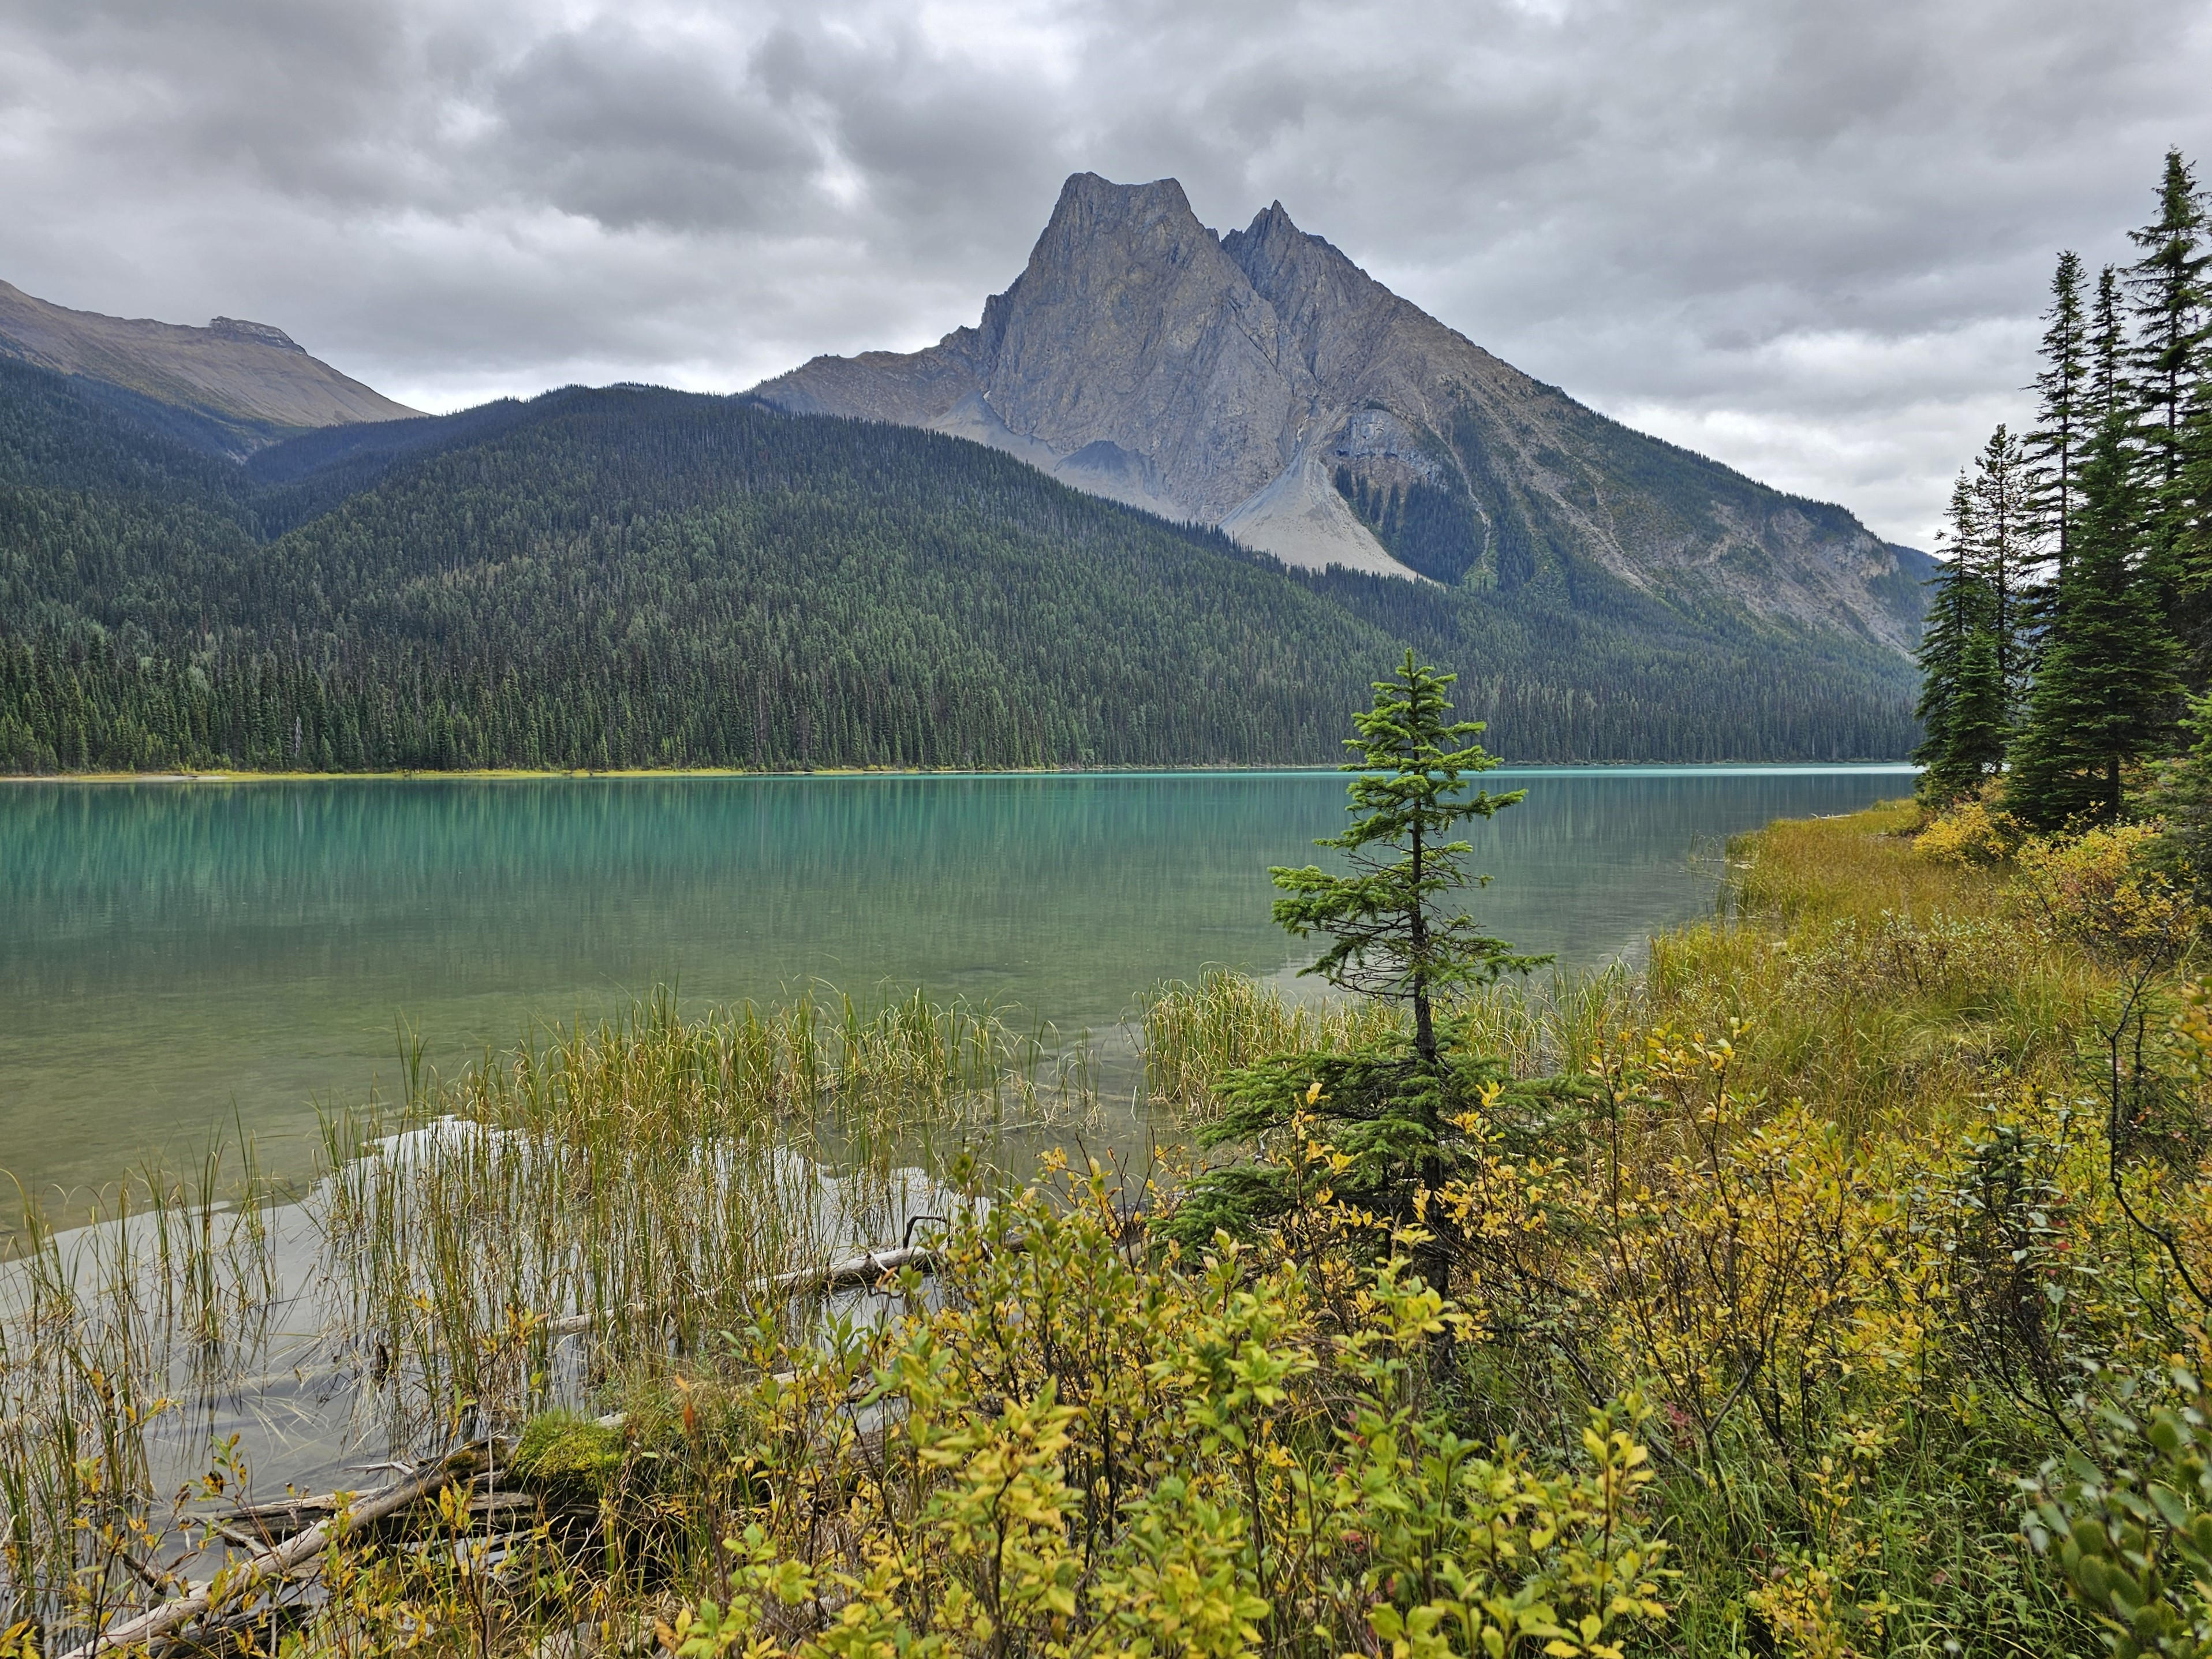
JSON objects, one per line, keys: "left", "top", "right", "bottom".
{"left": 0, "top": 357, "right": 1920, "bottom": 772}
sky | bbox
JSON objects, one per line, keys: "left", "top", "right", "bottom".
{"left": 2, "top": 1, "right": 2209, "bottom": 549}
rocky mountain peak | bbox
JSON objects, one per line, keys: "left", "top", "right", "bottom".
{"left": 980, "top": 173, "right": 1252, "bottom": 371}
{"left": 750, "top": 173, "right": 1927, "bottom": 652}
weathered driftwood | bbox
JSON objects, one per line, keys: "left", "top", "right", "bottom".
{"left": 539, "top": 1241, "right": 947, "bottom": 1339}
{"left": 61, "top": 1444, "right": 487, "bottom": 1659}
{"left": 221, "top": 1493, "right": 339, "bottom": 1545}
{"left": 103, "top": 1239, "right": 1008, "bottom": 1654}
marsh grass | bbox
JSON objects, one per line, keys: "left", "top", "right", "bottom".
{"left": 1647, "top": 800, "right": 2122, "bottom": 1135}
{"left": 319, "top": 987, "right": 1094, "bottom": 1447}
{"left": 1140, "top": 970, "right": 1404, "bottom": 1120}
{"left": 1140, "top": 965, "right": 1635, "bottom": 1124}
{"left": 0, "top": 1142, "right": 285, "bottom": 1639}
{"left": 0, "top": 984, "right": 1092, "bottom": 1650}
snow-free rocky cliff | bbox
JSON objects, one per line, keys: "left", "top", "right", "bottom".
{"left": 754, "top": 174, "right": 1926, "bottom": 653}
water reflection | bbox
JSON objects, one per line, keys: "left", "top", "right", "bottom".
{"left": 0, "top": 767, "right": 1911, "bottom": 1194}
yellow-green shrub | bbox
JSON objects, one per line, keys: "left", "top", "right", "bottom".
{"left": 1915, "top": 798, "right": 2024, "bottom": 868}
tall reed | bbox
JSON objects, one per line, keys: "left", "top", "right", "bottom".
{"left": 0, "top": 1144, "right": 280, "bottom": 1640}
{"left": 316, "top": 988, "right": 1085, "bottom": 1446}
{"left": 1141, "top": 970, "right": 1404, "bottom": 1120}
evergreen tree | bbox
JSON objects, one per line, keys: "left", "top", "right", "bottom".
{"left": 1970, "top": 423, "right": 2035, "bottom": 698}
{"left": 2029, "top": 251, "right": 2090, "bottom": 577}
{"left": 1269, "top": 651, "right": 1538, "bottom": 1066}
{"left": 2127, "top": 150, "right": 2210, "bottom": 642}
{"left": 2094, "top": 264, "right": 2128, "bottom": 424}
{"left": 2006, "top": 413, "right": 2183, "bottom": 826}
{"left": 1915, "top": 473, "right": 2003, "bottom": 802}
{"left": 1946, "top": 629, "right": 2010, "bottom": 798}
{"left": 2180, "top": 384, "right": 2212, "bottom": 637}
{"left": 2126, "top": 148, "right": 2210, "bottom": 494}
{"left": 1163, "top": 653, "right": 1550, "bottom": 1273}
{"left": 2152, "top": 689, "right": 2212, "bottom": 904}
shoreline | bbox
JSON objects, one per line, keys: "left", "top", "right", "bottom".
{"left": 1, "top": 758, "right": 1921, "bottom": 784}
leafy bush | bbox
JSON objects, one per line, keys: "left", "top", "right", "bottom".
{"left": 1915, "top": 797, "right": 2024, "bottom": 866}
{"left": 2030, "top": 1369, "right": 2212, "bottom": 1658}
{"left": 672, "top": 1174, "right": 1671, "bottom": 1659}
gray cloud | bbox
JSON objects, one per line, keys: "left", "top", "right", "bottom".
{"left": 2, "top": 0, "right": 2207, "bottom": 545}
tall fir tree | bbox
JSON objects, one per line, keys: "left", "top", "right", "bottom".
{"left": 2006, "top": 412, "right": 2184, "bottom": 826}
{"left": 2029, "top": 250, "right": 2090, "bottom": 578}
{"left": 2094, "top": 264, "right": 2128, "bottom": 424}
{"left": 2126, "top": 148, "right": 2210, "bottom": 494}
{"left": 1915, "top": 473, "right": 2005, "bottom": 802}
{"left": 2127, "top": 150, "right": 2210, "bottom": 645}
{"left": 1970, "top": 423, "right": 2035, "bottom": 699}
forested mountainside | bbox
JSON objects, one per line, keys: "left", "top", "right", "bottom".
{"left": 0, "top": 356, "right": 1920, "bottom": 772}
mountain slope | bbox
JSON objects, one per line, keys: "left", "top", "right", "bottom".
{"left": 0, "top": 279, "right": 419, "bottom": 455}
{"left": 754, "top": 174, "right": 1925, "bottom": 655}
{"left": 0, "top": 357, "right": 1919, "bottom": 771}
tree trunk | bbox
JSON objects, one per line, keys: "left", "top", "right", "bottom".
{"left": 1407, "top": 818, "right": 1449, "bottom": 1296}
{"left": 1409, "top": 820, "right": 1435, "bottom": 1067}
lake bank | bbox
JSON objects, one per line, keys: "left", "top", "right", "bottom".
{"left": 1, "top": 759, "right": 1918, "bottom": 783}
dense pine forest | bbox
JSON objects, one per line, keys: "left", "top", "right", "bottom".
{"left": 0, "top": 349, "right": 1921, "bottom": 775}
{"left": 1916, "top": 147, "right": 2212, "bottom": 835}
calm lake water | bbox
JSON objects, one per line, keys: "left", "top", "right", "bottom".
{"left": 0, "top": 766, "right": 1913, "bottom": 1199}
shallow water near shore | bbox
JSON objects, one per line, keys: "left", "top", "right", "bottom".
{"left": 0, "top": 765, "right": 1912, "bottom": 1200}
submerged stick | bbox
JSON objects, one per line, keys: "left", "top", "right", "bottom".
{"left": 62, "top": 1444, "right": 487, "bottom": 1659}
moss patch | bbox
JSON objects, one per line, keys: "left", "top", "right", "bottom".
{"left": 513, "top": 1411, "right": 624, "bottom": 1497}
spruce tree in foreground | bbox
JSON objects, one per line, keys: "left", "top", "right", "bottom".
{"left": 2007, "top": 414, "right": 2183, "bottom": 826}
{"left": 1164, "top": 652, "right": 1550, "bottom": 1272}
{"left": 1269, "top": 651, "right": 1535, "bottom": 1066}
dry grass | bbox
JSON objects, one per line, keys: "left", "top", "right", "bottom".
{"left": 1645, "top": 798, "right": 2122, "bottom": 1137}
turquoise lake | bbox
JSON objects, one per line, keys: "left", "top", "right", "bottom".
{"left": 0, "top": 765, "right": 1914, "bottom": 1200}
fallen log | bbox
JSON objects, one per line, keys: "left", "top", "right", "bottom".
{"left": 61, "top": 1444, "right": 487, "bottom": 1659}
{"left": 538, "top": 1241, "right": 946, "bottom": 1339}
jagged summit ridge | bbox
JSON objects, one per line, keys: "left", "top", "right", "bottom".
{"left": 757, "top": 174, "right": 1403, "bottom": 572}
{"left": 754, "top": 174, "right": 1926, "bottom": 649}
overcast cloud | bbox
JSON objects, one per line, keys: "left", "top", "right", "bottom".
{"left": 2, "top": 0, "right": 2209, "bottom": 547}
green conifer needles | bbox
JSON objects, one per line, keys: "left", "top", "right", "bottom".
{"left": 1267, "top": 650, "right": 1542, "bottom": 1066}
{"left": 1165, "top": 653, "right": 1557, "bottom": 1255}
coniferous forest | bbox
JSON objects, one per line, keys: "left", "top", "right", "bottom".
{"left": 0, "top": 349, "right": 1921, "bottom": 774}
{"left": 1916, "top": 147, "right": 2212, "bottom": 834}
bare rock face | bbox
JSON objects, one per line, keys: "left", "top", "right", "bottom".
{"left": 754, "top": 174, "right": 1926, "bottom": 652}
{"left": 0, "top": 280, "right": 419, "bottom": 445}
